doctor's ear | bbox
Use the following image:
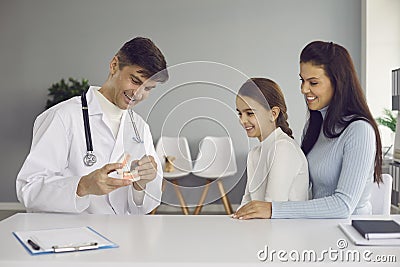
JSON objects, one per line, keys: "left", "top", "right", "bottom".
{"left": 110, "top": 56, "right": 119, "bottom": 75}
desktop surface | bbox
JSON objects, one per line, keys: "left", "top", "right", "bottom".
{"left": 0, "top": 213, "right": 399, "bottom": 266}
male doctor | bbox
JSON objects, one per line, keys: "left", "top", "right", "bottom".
{"left": 16, "top": 37, "right": 168, "bottom": 214}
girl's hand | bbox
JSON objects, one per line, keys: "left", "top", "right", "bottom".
{"left": 232, "top": 201, "right": 272, "bottom": 219}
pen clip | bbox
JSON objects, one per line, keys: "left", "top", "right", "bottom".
{"left": 52, "top": 242, "right": 98, "bottom": 253}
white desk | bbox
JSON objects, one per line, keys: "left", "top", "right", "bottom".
{"left": 0, "top": 213, "right": 399, "bottom": 266}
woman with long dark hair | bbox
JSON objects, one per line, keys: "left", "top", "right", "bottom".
{"left": 234, "top": 41, "right": 382, "bottom": 219}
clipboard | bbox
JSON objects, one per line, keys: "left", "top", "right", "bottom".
{"left": 13, "top": 226, "right": 118, "bottom": 255}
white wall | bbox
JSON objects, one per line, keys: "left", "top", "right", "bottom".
{"left": 364, "top": 0, "right": 400, "bottom": 149}
{"left": 0, "top": 0, "right": 362, "bottom": 203}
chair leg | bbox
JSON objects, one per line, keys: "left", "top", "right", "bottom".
{"left": 171, "top": 180, "right": 190, "bottom": 215}
{"left": 193, "top": 180, "right": 211, "bottom": 215}
{"left": 149, "top": 207, "right": 158, "bottom": 215}
{"left": 217, "top": 180, "right": 233, "bottom": 215}
{"left": 150, "top": 179, "right": 168, "bottom": 215}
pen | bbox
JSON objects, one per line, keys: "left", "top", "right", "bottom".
{"left": 27, "top": 239, "right": 40, "bottom": 250}
{"left": 52, "top": 242, "right": 98, "bottom": 253}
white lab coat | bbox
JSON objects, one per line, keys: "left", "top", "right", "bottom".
{"left": 16, "top": 86, "right": 162, "bottom": 214}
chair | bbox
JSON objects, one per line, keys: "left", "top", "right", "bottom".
{"left": 151, "top": 136, "right": 192, "bottom": 215}
{"left": 192, "top": 136, "right": 237, "bottom": 215}
{"left": 371, "top": 174, "right": 393, "bottom": 215}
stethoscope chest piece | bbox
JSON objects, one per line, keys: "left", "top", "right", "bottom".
{"left": 83, "top": 151, "right": 97, "bottom": 167}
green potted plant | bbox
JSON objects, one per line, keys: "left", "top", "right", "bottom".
{"left": 45, "top": 78, "right": 89, "bottom": 109}
{"left": 376, "top": 108, "right": 397, "bottom": 133}
{"left": 376, "top": 108, "right": 397, "bottom": 156}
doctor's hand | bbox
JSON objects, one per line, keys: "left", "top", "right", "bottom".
{"left": 131, "top": 155, "right": 158, "bottom": 191}
{"left": 232, "top": 201, "right": 272, "bottom": 220}
{"left": 77, "top": 163, "right": 132, "bottom": 197}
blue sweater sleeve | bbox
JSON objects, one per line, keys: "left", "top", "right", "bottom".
{"left": 271, "top": 121, "right": 376, "bottom": 219}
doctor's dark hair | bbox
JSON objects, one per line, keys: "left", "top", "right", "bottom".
{"left": 116, "top": 37, "right": 169, "bottom": 83}
{"left": 238, "top": 78, "right": 293, "bottom": 139}
{"left": 300, "top": 40, "right": 382, "bottom": 183}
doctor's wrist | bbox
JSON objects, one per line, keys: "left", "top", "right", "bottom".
{"left": 77, "top": 176, "right": 88, "bottom": 197}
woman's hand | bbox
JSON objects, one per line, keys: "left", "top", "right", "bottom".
{"left": 232, "top": 201, "right": 272, "bottom": 219}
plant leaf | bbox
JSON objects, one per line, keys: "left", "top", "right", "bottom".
{"left": 45, "top": 78, "right": 89, "bottom": 109}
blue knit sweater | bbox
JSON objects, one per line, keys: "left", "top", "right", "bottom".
{"left": 272, "top": 107, "right": 376, "bottom": 218}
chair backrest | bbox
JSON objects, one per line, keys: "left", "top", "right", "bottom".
{"left": 155, "top": 137, "right": 192, "bottom": 177}
{"left": 192, "top": 136, "right": 237, "bottom": 179}
{"left": 371, "top": 173, "right": 392, "bottom": 215}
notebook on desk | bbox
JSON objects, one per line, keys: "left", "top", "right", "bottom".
{"left": 13, "top": 226, "right": 118, "bottom": 255}
{"left": 351, "top": 220, "right": 400, "bottom": 240}
{"left": 339, "top": 222, "right": 400, "bottom": 246}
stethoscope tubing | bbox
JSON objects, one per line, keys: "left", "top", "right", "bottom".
{"left": 81, "top": 92, "right": 94, "bottom": 153}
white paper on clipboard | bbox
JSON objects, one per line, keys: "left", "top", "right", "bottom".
{"left": 13, "top": 226, "right": 118, "bottom": 255}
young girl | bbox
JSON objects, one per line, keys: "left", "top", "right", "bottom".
{"left": 234, "top": 41, "right": 382, "bottom": 219}
{"left": 236, "top": 78, "right": 309, "bottom": 208}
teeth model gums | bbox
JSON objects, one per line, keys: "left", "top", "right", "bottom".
{"left": 109, "top": 154, "right": 140, "bottom": 182}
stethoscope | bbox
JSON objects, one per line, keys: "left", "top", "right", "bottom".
{"left": 81, "top": 91, "right": 143, "bottom": 167}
